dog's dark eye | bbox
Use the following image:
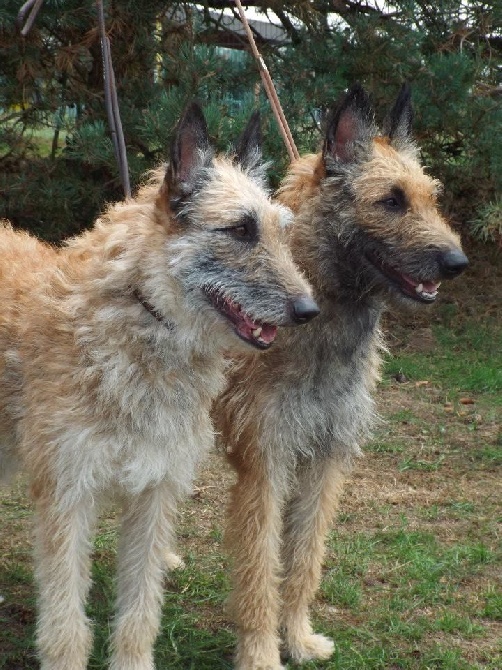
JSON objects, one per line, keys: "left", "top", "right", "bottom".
{"left": 378, "top": 189, "right": 406, "bottom": 212}
{"left": 232, "top": 224, "right": 250, "bottom": 238}
{"left": 382, "top": 197, "right": 400, "bottom": 209}
{"left": 216, "top": 215, "right": 258, "bottom": 243}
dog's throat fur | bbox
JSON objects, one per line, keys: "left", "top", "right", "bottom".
{"left": 133, "top": 289, "right": 175, "bottom": 330}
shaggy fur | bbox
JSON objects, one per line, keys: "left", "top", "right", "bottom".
{"left": 0, "top": 104, "right": 317, "bottom": 670}
{"left": 215, "top": 85, "right": 468, "bottom": 670}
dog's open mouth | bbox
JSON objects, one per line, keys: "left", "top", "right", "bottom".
{"left": 204, "top": 289, "right": 277, "bottom": 349}
{"left": 366, "top": 253, "right": 441, "bottom": 303}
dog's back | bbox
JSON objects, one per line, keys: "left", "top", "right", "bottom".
{"left": 0, "top": 222, "right": 58, "bottom": 334}
{"left": 0, "top": 224, "right": 61, "bottom": 482}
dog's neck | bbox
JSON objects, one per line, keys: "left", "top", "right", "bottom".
{"left": 133, "top": 288, "right": 175, "bottom": 331}
{"left": 279, "top": 154, "right": 387, "bottom": 309}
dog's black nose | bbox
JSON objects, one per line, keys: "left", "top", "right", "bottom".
{"left": 439, "top": 248, "right": 469, "bottom": 278}
{"left": 291, "top": 296, "right": 320, "bottom": 324}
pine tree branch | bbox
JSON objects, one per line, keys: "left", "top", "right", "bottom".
{"left": 331, "top": 0, "right": 400, "bottom": 20}
{"left": 273, "top": 8, "right": 302, "bottom": 45}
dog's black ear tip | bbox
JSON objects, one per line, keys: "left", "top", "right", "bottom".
{"left": 167, "top": 102, "right": 212, "bottom": 188}
{"left": 322, "top": 82, "right": 376, "bottom": 164}
{"left": 347, "top": 82, "right": 369, "bottom": 100}
{"left": 234, "top": 110, "right": 262, "bottom": 169}
{"left": 248, "top": 109, "right": 261, "bottom": 124}
{"left": 382, "top": 82, "right": 414, "bottom": 144}
{"left": 179, "top": 100, "right": 206, "bottom": 127}
{"left": 242, "top": 109, "right": 262, "bottom": 139}
{"left": 339, "top": 83, "right": 374, "bottom": 123}
{"left": 329, "top": 82, "right": 374, "bottom": 123}
{"left": 184, "top": 100, "right": 200, "bottom": 112}
{"left": 396, "top": 82, "right": 413, "bottom": 108}
{"left": 174, "top": 101, "right": 210, "bottom": 151}
{"left": 349, "top": 81, "right": 365, "bottom": 95}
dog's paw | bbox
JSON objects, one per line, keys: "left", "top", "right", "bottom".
{"left": 164, "top": 551, "right": 185, "bottom": 571}
{"left": 287, "top": 632, "right": 335, "bottom": 662}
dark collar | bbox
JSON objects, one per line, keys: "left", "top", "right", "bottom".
{"left": 133, "top": 289, "right": 174, "bottom": 331}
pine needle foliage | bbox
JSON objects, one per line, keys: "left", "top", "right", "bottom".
{"left": 0, "top": 1, "right": 500, "bottom": 241}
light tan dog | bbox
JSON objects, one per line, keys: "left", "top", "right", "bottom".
{"left": 0, "top": 103, "right": 318, "bottom": 670}
{"left": 216, "top": 84, "right": 468, "bottom": 669}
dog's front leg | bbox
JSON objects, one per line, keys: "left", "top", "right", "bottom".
{"left": 110, "top": 482, "right": 177, "bottom": 670}
{"left": 226, "top": 454, "right": 285, "bottom": 670}
{"left": 34, "top": 493, "right": 96, "bottom": 670}
{"left": 280, "top": 456, "right": 346, "bottom": 663}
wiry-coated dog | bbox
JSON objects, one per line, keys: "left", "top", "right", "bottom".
{"left": 215, "top": 85, "right": 468, "bottom": 670}
{"left": 0, "top": 103, "right": 318, "bottom": 670}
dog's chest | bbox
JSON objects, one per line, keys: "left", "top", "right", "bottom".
{"left": 267, "top": 308, "right": 382, "bottom": 459}
{"left": 58, "top": 345, "right": 227, "bottom": 498}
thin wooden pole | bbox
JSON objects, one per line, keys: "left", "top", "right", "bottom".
{"left": 233, "top": 0, "right": 299, "bottom": 162}
{"left": 17, "top": 0, "right": 44, "bottom": 36}
{"left": 96, "top": 0, "right": 131, "bottom": 198}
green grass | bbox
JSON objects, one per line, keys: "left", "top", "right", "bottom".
{"left": 85, "top": 553, "right": 235, "bottom": 670}
{"left": 1, "top": 121, "right": 69, "bottom": 160}
{"left": 384, "top": 318, "right": 502, "bottom": 398}
{"left": 482, "top": 585, "right": 502, "bottom": 621}
{"left": 315, "top": 522, "right": 500, "bottom": 669}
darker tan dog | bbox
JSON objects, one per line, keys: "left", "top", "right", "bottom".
{"left": 216, "top": 84, "right": 468, "bottom": 670}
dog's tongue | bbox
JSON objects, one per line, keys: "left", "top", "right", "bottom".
{"left": 214, "top": 293, "right": 277, "bottom": 349}
{"left": 400, "top": 274, "right": 438, "bottom": 292}
{"left": 402, "top": 274, "right": 440, "bottom": 295}
{"left": 235, "top": 311, "right": 277, "bottom": 346}
{"left": 421, "top": 280, "right": 441, "bottom": 293}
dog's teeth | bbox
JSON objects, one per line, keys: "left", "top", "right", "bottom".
{"left": 252, "top": 327, "right": 262, "bottom": 338}
{"left": 415, "top": 283, "right": 424, "bottom": 294}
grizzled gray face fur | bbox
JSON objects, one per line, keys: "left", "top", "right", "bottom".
{"left": 319, "top": 84, "right": 468, "bottom": 309}
{"left": 157, "top": 104, "right": 318, "bottom": 351}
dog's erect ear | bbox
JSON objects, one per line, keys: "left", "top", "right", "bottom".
{"left": 165, "top": 102, "right": 213, "bottom": 203}
{"left": 323, "top": 84, "right": 375, "bottom": 165}
{"left": 383, "top": 83, "right": 413, "bottom": 146}
{"left": 234, "top": 110, "right": 262, "bottom": 171}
